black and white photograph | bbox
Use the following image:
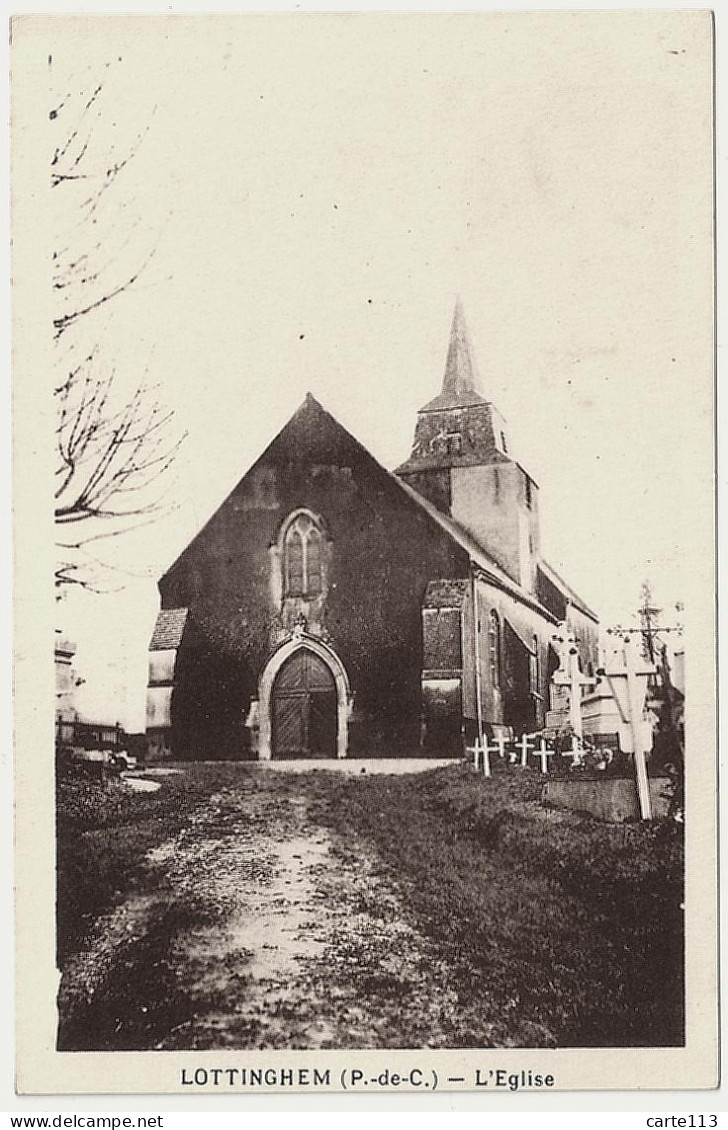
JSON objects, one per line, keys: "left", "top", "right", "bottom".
{"left": 10, "top": 8, "right": 717, "bottom": 1096}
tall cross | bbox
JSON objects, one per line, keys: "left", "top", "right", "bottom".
{"left": 625, "top": 638, "right": 655, "bottom": 820}
{"left": 551, "top": 625, "right": 594, "bottom": 740}
{"left": 608, "top": 582, "right": 683, "bottom": 665}
{"left": 598, "top": 636, "right": 657, "bottom": 820}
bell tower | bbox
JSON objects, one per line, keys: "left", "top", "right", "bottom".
{"left": 396, "top": 300, "right": 540, "bottom": 592}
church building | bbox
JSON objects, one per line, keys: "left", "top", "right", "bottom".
{"left": 146, "top": 302, "right": 599, "bottom": 760}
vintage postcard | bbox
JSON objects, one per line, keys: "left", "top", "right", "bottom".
{"left": 11, "top": 10, "right": 718, "bottom": 1097}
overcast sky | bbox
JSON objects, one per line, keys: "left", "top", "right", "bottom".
{"left": 22, "top": 11, "right": 712, "bottom": 731}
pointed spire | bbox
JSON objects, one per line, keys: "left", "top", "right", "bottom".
{"left": 420, "top": 300, "right": 488, "bottom": 412}
{"left": 442, "top": 298, "right": 482, "bottom": 398}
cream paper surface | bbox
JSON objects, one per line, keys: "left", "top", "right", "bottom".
{"left": 12, "top": 10, "right": 717, "bottom": 1096}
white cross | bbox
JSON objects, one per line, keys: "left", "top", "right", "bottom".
{"left": 495, "top": 733, "right": 507, "bottom": 761}
{"left": 533, "top": 738, "right": 556, "bottom": 774}
{"left": 560, "top": 737, "right": 586, "bottom": 769}
{"left": 467, "top": 739, "right": 491, "bottom": 778}
{"left": 519, "top": 733, "right": 533, "bottom": 767}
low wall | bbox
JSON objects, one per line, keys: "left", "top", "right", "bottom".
{"left": 543, "top": 776, "right": 673, "bottom": 822}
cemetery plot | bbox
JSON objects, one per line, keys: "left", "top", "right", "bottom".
{"left": 465, "top": 625, "right": 679, "bottom": 824}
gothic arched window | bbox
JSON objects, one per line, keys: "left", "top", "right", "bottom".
{"left": 306, "top": 526, "right": 322, "bottom": 595}
{"left": 283, "top": 512, "right": 324, "bottom": 598}
{"left": 488, "top": 610, "right": 501, "bottom": 689}
{"left": 286, "top": 528, "right": 304, "bottom": 595}
{"left": 530, "top": 634, "right": 540, "bottom": 695}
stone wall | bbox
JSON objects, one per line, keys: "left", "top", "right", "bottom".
{"left": 544, "top": 776, "right": 672, "bottom": 822}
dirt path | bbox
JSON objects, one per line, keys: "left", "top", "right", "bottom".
{"left": 58, "top": 772, "right": 463, "bottom": 1050}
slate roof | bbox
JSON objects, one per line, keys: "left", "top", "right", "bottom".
{"left": 420, "top": 299, "right": 489, "bottom": 412}
{"left": 537, "top": 561, "right": 598, "bottom": 622}
{"left": 423, "top": 579, "right": 470, "bottom": 609}
{"left": 149, "top": 608, "right": 189, "bottom": 650}
{"left": 504, "top": 615, "right": 538, "bottom": 653}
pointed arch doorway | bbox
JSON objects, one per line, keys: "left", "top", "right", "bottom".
{"left": 272, "top": 648, "right": 336, "bottom": 757}
{"left": 257, "top": 636, "right": 351, "bottom": 759}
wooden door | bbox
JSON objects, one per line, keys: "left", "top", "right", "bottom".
{"left": 272, "top": 649, "right": 337, "bottom": 757}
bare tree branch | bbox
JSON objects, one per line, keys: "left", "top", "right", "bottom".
{"left": 53, "top": 248, "right": 155, "bottom": 338}
{"left": 52, "top": 58, "right": 184, "bottom": 591}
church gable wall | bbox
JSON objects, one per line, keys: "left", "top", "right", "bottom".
{"left": 160, "top": 425, "right": 470, "bottom": 758}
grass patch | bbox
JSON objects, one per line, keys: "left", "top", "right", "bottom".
{"left": 56, "top": 764, "right": 270, "bottom": 1051}
{"left": 57, "top": 899, "right": 255, "bottom": 1051}
{"left": 55, "top": 762, "right": 255, "bottom": 963}
{"left": 310, "top": 763, "right": 684, "bottom": 1047}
